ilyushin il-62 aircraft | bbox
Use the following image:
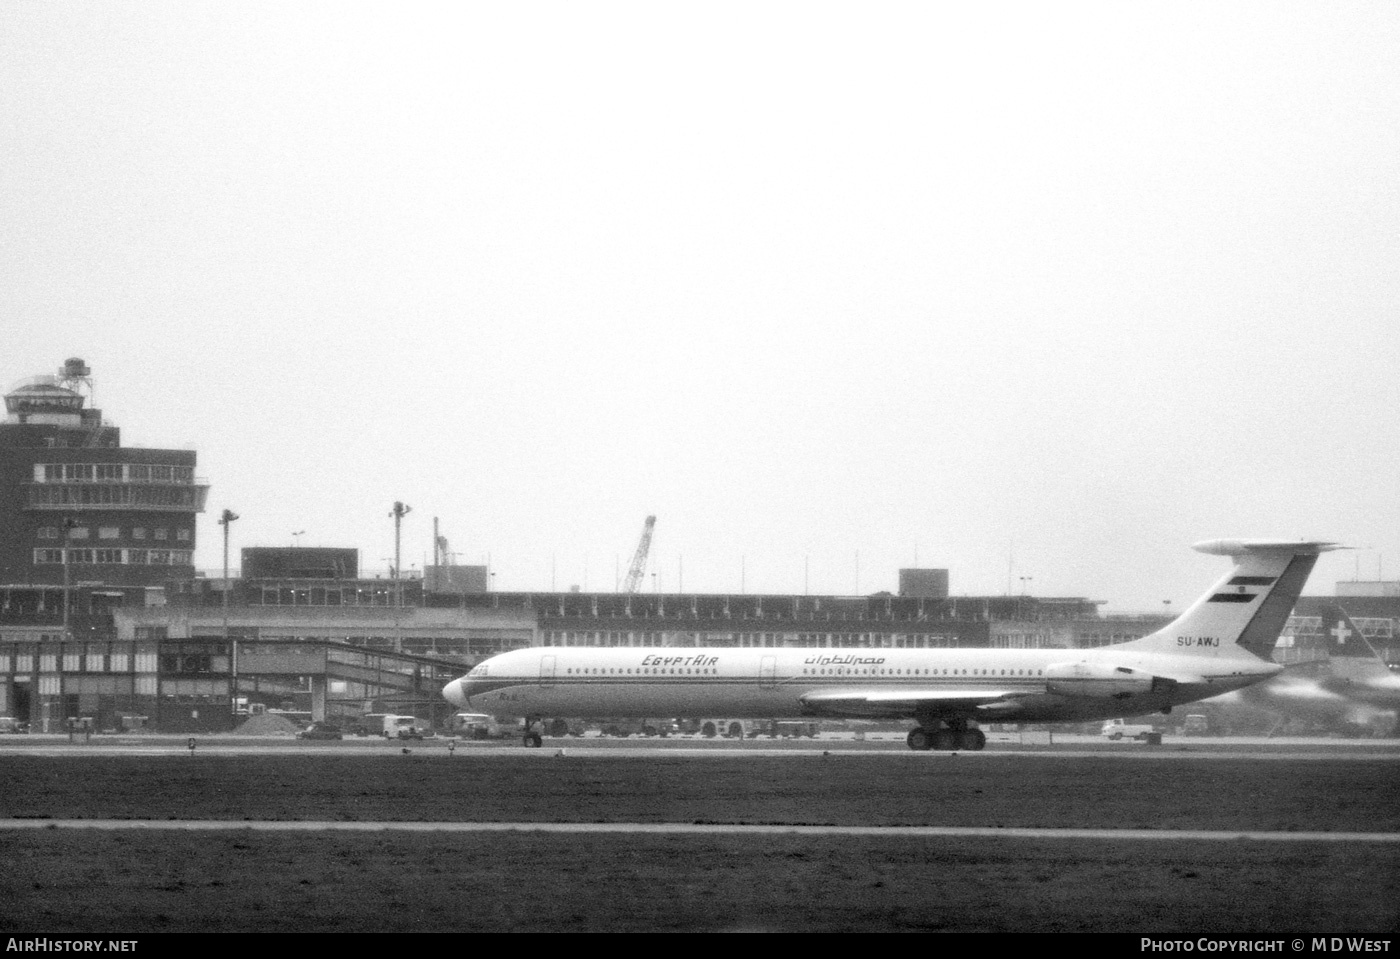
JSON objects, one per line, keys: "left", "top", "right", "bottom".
{"left": 443, "top": 539, "right": 1337, "bottom": 750}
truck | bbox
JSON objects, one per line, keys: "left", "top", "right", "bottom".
{"left": 1101, "top": 718, "right": 1159, "bottom": 741}
{"left": 356, "top": 713, "right": 431, "bottom": 739}
{"left": 1181, "top": 714, "right": 1210, "bottom": 736}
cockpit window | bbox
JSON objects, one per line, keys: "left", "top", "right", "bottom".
{"left": 469, "top": 665, "right": 487, "bottom": 677}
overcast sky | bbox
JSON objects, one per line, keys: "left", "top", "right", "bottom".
{"left": 3, "top": 2, "right": 1397, "bottom": 611}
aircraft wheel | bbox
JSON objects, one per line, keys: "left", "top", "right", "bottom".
{"left": 959, "top": 728, "right": 986, "bottom": 751}
{"left": 548, "top": 719, "right": 569, "bottom": 738}
{"left": 701, "top": 722, "right": 717, "bottom": 738}
{"left": 906, "top": 728, "right": 932, "bottom": 751}
{"left": 932, "top": 729, "right": 958, "bottom": 751}
{"left": 524, "top": 732, "right": 543, "bottom": 748}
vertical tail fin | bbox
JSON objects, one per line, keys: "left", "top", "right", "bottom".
{"left": 1320, "top": 605, "right": 1386, "bottom": 661}
{"left": 1120, "top": 540, "right": 1339, "bottom": 660}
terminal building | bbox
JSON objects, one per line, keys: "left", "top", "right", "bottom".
{"left": 1, "top": 358, "right": 1396, "bottom": 734}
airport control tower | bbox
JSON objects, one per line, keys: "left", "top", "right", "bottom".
{"left": 0, "top": 358, "right": 209, "bottom": 589}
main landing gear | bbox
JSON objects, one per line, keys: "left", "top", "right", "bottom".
{"left": 906, "top": 720, "right": 985, "bottom": 752}
{"left": 522, "top": 718, "right": 543, "bottom": 748}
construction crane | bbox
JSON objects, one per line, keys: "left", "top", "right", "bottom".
{"left": 622, "top": 515, "right": 656, "bottom": 593}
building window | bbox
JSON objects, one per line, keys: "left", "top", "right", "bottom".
{"left": 95, "top": 464, "right": 123, "bottom": 480}
{"left": 176, "top": 529, "right": 191, "bottom": 542}
{"left": 37, "top": 527, "right": 58, "bottom": 540}
{"left": 132, "top": 528, "right": 146, "bottom": 540}
{"left": 127, "top": 549, "right": 148, "bottom": 564}
{"left": 95, "top": 549, "right": 122, "bottom": 564}
{"left": 68, "top": 527, "right": 90, "bottom": 540}
{"left": 154, "top": 528, "right": 168, "bottom": 541}
{"left": 99, "top": 527, "right": 120, "bottom": 539}
{"left": 33, "top": 549, "right": 64, "bottom": 564}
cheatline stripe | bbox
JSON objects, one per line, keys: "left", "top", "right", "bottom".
{"left": 0, "top": 820, "right": 1395, "bottom": 842}
{"left": 463, "top": 678, "right": 1049, "bottom": 695}
{"left": 1208, "top": 593, "right": 1257, "bottom": 603}
{"left": 1229, "top": 576, "right": 1277, "bottom": 586}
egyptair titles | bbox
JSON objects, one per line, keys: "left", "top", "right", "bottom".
{"left": 640, "top": 655, "right": 720, "bottom": 667}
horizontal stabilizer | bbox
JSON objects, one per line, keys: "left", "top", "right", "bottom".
{"left": 1193, "top": 539, "right": 1342, "bottom": 557}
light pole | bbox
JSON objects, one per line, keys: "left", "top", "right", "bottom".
{"left": 291, "top": 530, "right": 305, "bottom": 547}
{"left": 389, "top": 502, "right": 411, "bottom": 607}
{"left": 218, "top": 509, "right": 239, "bottom": 720}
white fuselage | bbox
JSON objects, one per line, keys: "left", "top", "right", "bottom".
{"left": 444, "top": 643, "right": 1280, "bottom": 725}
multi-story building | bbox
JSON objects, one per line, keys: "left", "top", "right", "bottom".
{"left": 0, "top": 358, "right": 207, "bottom": 591}
{"left": 0, "top": 359, "right": 210, "bottom": 732}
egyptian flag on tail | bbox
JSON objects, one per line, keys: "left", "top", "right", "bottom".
{"left": 1208, "top": 573, "right": 1277, "bottom": 603}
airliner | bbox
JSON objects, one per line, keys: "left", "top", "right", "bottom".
{"left": 443, "top": 539, "right": 1336, "bottom": 750}
{"left": 1233, "top": 604, "right": 1400, "bottom": 733}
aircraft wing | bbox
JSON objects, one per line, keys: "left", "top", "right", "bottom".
{"left": 799, "top": 688, "right": 1032, "bottom": 720}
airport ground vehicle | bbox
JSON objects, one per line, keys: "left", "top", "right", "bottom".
{"left": 770, "top": 720, "right": 819, "bottom": 738}
{"left": 1102, "top": 718, "right": 1157, "bottom": 741}
{"left": 596, "top": 719, "right": 676, "bottom": 737}
{"left": 452, "top": 713, "right": 518, "bottom": 739}
{"left": 297, "top": 722, "right": 344, "bottom": 740}
{"left": 0, "top": 717, "right": 28, "bottom": 734}
{"left": 694, "top": 719, "right": 817, "bottom": 738}
{"left": 546, "top": 718, "right": 589, "bottom": 737}
{"left": 354, "top": 713, "right": 430, "bottom": 739}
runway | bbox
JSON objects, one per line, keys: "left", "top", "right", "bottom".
{"left": 5, "top": 736, "right": 1396, "bottom": 932}
{"left": 2, "top": 732, "right": 1398, "bottom": 760}
{"left": 2, "top": 819, "right": 1397, "bottom": 843}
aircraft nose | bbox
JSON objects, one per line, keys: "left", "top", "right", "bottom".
{"left": 443, "top": 678, "right": 468, "bottom": 708}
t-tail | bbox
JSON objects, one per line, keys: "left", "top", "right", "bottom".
{"left": 1118, "top": 539, "right": 1341, "bottom": 660}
